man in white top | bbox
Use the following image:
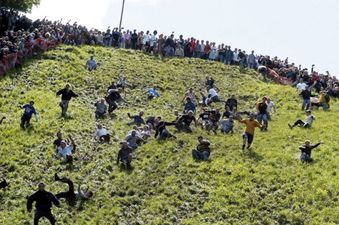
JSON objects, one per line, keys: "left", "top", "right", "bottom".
{"left": 208, "top": 87, "right": 219, "bottom": 102}
{"left": 148, "top": 30, "right": 158, "bottom": 53}
{"left": 57, "top": 138, "right": 76, "bottom": 163}
{"left": 288, "top": 110, "right": 315, "bottom": 129}
{"left": 94, "top": 124, "right": 110, "bottom": 143}
{"left": 266, "top": 98, "right": 275, "bottom": 120}
{"left": 296, "top": 78, "right": 308, "bottom": 92}
{"left": 86, "top": 55, "right": 97, "bottom": 71}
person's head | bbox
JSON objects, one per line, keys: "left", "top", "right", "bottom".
{"left": 143, "top": 125, "right": 149, "bottom": 131}
{"left": 188, "top": 110, "right": 194, "bottom": 117}
{"left": 262, "top": 96, "right": 267, "bottom": 102}
{"left": 186, "top": 97, "right": 191, "bottom": 103}
{"left": 139, "top": 111, "right": 144, "bottom": 116}
{"left": 29, "top": 100, "right": 34, "bottom": 106}
{"left": 90, "top": 55, "right": 94, "bottom": 60}
{"left": 100, "top": 98, "right": 105, "bottom": 104}
{"left": 131, "top": 130, "right": 137, "bottom": 137}
{"left": 57, "top": 131, "right": 63, "bottom": 139}
{"left": 38, "top": 182, "right": 45, "bottom": 191}
{"left": 225, "top": 106, "right": 230, "bottom": 111}
{"left": 120, "top": 141, "right": 128, "bottom": 148}
{"left": 231, "top": 94, "right": 235, "bottom": 99}
{"left": 60, "top": 140, "right": 67, "bottom": 149}
{"left": 97, "top": 124, "right": 103, "bottom": 129}
{"left": 198, "top": 136, "right": 203, "bottom": 142}
{"left": 65, "top": 83, "right": 71, "bottom": 90}
{"left": 84, "top": 191, "right": 93, "bottom": 198}
{"left": 249, "top": 113, "right": 256, "bottom": 120}
{"left": 189, "top": 87, "right": 193, "bottom": 92}
{"left": 304, "top": 140, "right": 311, "bottom": 147}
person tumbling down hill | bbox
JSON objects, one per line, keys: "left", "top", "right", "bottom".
{"left": 176, "top": 110, "right": 197, "bottom": 133}
{"left": 54, "top": 173, "right": 93, "bottom": 206}
{"left": 145, "top": 86, "right": 160, "bottom": 100}
{"left": 288, "top": 110, "right": 315, "bottom": 129}
{"left": 20, "top": 101, "right": 38, "bottom": 129}
{"left": 106, "top": 87, "right": 124, "bottom": 113}
{"left": 94, "top": 124, "right": 110, "bottom": 143}
{"left": 85, "top": 55, "right": 97, "bottom": 71}
{"left": 127, "top": 111, "right": 145, "bottom": 126}
{"left": 117, "top": 141, "right": 133, "bottom": 170}
{"left": 56, "top": 135, "right": 76, "bottom": 164}
{"left": 238, "top": 113, "right": 262, "bottom": 150}
{"left": 154, "top": 117, "right": 177, "bottom": 141}
{"left": 192, "top": 136, "right": 211, "bottom": 161}
{"left": 299, "top": 140, "right": 324, "bottom": 162}
{"left": 56, "top": 84, "right": 79, "bottom": 117}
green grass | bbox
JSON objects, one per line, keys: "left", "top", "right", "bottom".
{"left": 0, "top": 45, "right": 338, "bottom": 225}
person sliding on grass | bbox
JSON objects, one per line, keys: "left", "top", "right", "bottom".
{"left": 53, "top": 131, "right": 64, "bottom": 150}
{"left": 125, "top": 130, "right": 146, "bottom": 149}
{"left": 127, "top": 111, "right": 145, "bottom": 126}
{"left": 94, "top": 98, "right": 107, "bottom": 119}
{"left": 299, "top": 140, "right": 324, "bottom": 162}
{"left": 183, "top": 97, "right": 196, "bottom": 113}
{"left": 20, "top": 101, "right": 38, "bottom": 129}
{"left": 192, "top": 136, "right": 211, "bottom": 161}
{"left": 288, "top": 110, "right": 315, "bottom": 129}
{"left": 86, "top": 55, "right": 97, "bottom": 71}
{"left": 54, "top": 173, "right": 93, "bottom": 206}
{"left": 56, "top": 136, "right": 76, "bottom": 164}
{"left": 154, "top": 117, "right": 176, "bottom": 141}
{"left": 176, "top": 110, "right": 197, "bottom": 133}
{"left": 106, "top": 88, "right": 123, "bottom": 113}
{"left": 238, "top": 113, "right": 262, "bottom": 150}
{"left": 94, "top": 124, "right": 110, "bottom": 143}
{"left": 56, "top": 84, "right": 78, "bottom": 117}
{"left": 116, "top": 141, "right": 133, "bottom": 170}
{"left": 27, "top": 183, "right": 60, "bottom": 225}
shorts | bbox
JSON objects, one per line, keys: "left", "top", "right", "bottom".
{"left": 242, "top": 132, "right": 254, "bottom": 145}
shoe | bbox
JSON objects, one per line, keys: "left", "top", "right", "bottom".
{"left": 288, "top": 124, "right": 293, "bottom": 130}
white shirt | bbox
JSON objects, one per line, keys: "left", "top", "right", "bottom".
{"left": 267, "top": 101, "right": 275, "bottom": 113}
{"left": 296, "top": 82, "right": 307, "bottom": 92}
{"left": 305, "top": 115, "right": 315, "bottom": 126}
{"left": 208, "top": 88, "right": 218, "bottom": 98}
{"left": 57, "top": 145, "right": 73, "bottom": 158}
{"left": 150, "top": 35, "right": 157, "bottom": 47}
{"left": 96, "top": 128, "right": 108, "bottom": 137}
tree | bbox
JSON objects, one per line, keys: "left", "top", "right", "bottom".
{"left": 0, "top": 0, "right": 40, "bottom": 12}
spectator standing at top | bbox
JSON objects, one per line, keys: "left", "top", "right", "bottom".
{"left": 86, "top": 55, "right": 97, "bottom": 71}
{"left": 27, "top": 183, "right": 60, "bottom": 225}
{"left": 248, "top": 50, "right": 257, "bottom": 69}
{"left": 296, "top": 79, "right": 308, "bottom": 92}
{"left": 56, "top": 84, "right": 78, "bottom": 117}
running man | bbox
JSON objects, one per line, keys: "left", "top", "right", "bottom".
{"left": 56, "top": 84, "right": 78, "bottom": 117}
{"left": 238, "top": 113, "right": 262, "bottom": 150}
{"left": 20, "top": 101, "right": 38, "bottom": 129}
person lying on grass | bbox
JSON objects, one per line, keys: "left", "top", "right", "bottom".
{"left": 54, "top": 173, "right": 93, "bottom": 206}
{"left": 127, "top": 111, "right": 145, "bottom": 126}
{"left": 299, "top": 140, "right": 324, "bottom": 162}
{"left": 288, "top": 110, "right": 315, "bottom": 129}
{"left": 192, "top": 136, "right": 211, "bottom": 161}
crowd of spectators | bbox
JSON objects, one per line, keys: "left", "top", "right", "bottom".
{"left": 0, "top": 8, "right": 338, "bottom": 97}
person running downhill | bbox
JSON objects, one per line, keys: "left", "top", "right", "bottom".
{"left": 116, "top": 141, "right": 133, "bottom": 169}
{"left": 256, "top": 96, "right": 268, "bottom": 131}
{"left": 238, "top": 113, "right": 262, "bottom": 150}
{"left": 299, "top": 140, "right": 324, "bottom": 162}
{"left": 54, "top": 173, "right": 93, "bottom": 206}
{"left": 20, "top": 101, "right": 38, "bottom": 129}
{"left": 27, "top": 183, "right": 60, "bottom": 225}
{"left": 56, "top": 84, "right": 78, "bottom": 117}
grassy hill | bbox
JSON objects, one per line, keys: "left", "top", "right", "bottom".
{"left": 0, "top": 45, "right": 338, "bottom": 225}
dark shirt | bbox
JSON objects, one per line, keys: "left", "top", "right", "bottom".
{"left": 27, "top": 190, "right": 60, "bottom": 212}
{"left": 226, "top": 98, "right": 237, "bottom": 111}
{"left": 154, "top": 121, "right": 176, "bottom": 138}
{"left": 130, "top": 115, "right": 145, "bottom": 125}
{"left": 209, "top": 111, "right": 221, "bottom": 123}
{"left": 53, "top": 138, "right": 63, "bottom": 148}
{"left": 199, "top": 112, "right": 210, "bottom": 121}
{"left": 301, "top": 89, "right": 311, "bottom": 100}
{"left": 299, "top": 143, "right": 321, "bottom": 157}
{"left": 258, "top": 102, "right": 268, "bottom": 114}
{"left": 56, "top": 89, "right": 78, "bottom": 101}
{"left": 22, "top": 104, "right": 37, "bottom": 117}
{"left": 184, "top": 101, "right": 196, "bottom": 112}
{"left": 197, "top": 140, "right": 211, "bottom": 153}
{"left": 117, "top": 147, "right": 133, "bottom": 164}
{"left": 178, "top": 115, "right": 196, "bottom": 126}
{"left": 223, "top": 110, "right": 232, "bottom": 118}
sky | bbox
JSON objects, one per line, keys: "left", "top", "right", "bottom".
{"left": 28, "top": 0, "right": 339, "bottom": 76}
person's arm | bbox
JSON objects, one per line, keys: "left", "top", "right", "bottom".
{"left": 193, "top": 117, "right": 197, "bottom": 126}
{"left": 116, "top": 150, "right": 121, "bottom": 164}
{"left": 26, "top": 194, "right": 35, "bottom": 212}
{"left": 69, "top": 135, "right": 76, "bottom": 152}
{"left": 56, "top": 89, "right": 63, "bottom": 96}
{"left": 0, "top": 116, "right": 5, "bottom": 124}
{"left": 51, "top": 193, "right": 61, "bottom": 208}
{"left": 70, "top": 90, "right": 78, "bottom": 98}
{"left": 77, "top": 184, "right": 85, "bottom": 198}
{"left": 311, "top": 142, "right": 323, "bottom": 149}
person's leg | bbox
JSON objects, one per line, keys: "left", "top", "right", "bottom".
{"left": 263, "top": 114, "right": 268, "bottom": 130}
{"left": 202, "top": 151, "right": 210, "bottom": 161}
{"left": 34, "top": 210, "right": 43, "bottom": 225}
{"left": 20, "top": 115, "right": 27, "bottom": 128}
{"left": 55, "top": 191, "right": 70, "bottom": 200}
{"left": 257, "top": 114, "right": 263, "bottom": 125}
{"left": 44, "top": 211, "right": 56, "bottom": 225}
{"left": 293, "top": 119, "right": 305, "bottom": 127}
{"left": 242, "top": 132, "right": 248, "bottom": 150}
{"left": 192, "top": 149, "right": 202, "bottom": 160}
{"left": 247, "top": 133, "right": 254, "bottom": 149}
{"left": 55, "top": 175, "right": 74, "bottom": 194}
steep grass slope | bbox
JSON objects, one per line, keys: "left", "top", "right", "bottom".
{"left": 0, "top": 45, "right": 338, "bottom": 225}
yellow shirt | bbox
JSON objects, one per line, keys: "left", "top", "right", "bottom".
{"left": 319, "top": 91, "right": 325, "bottom": 103}
{"left": 240, "top": 119, "right": 262, "bottom": 135}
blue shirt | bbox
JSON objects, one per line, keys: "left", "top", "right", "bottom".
{"left": 22, "top": 104, "right": 37, "bottom": 117}
{"left": 148, "top": 88, "right": 159, "bottom": 97}
{"left": 184, "top": 101, "right": 196, "bottom": 112}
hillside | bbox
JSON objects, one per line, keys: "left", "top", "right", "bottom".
{"left": 0, "top": 45, "right": 338, "bottom": 225}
